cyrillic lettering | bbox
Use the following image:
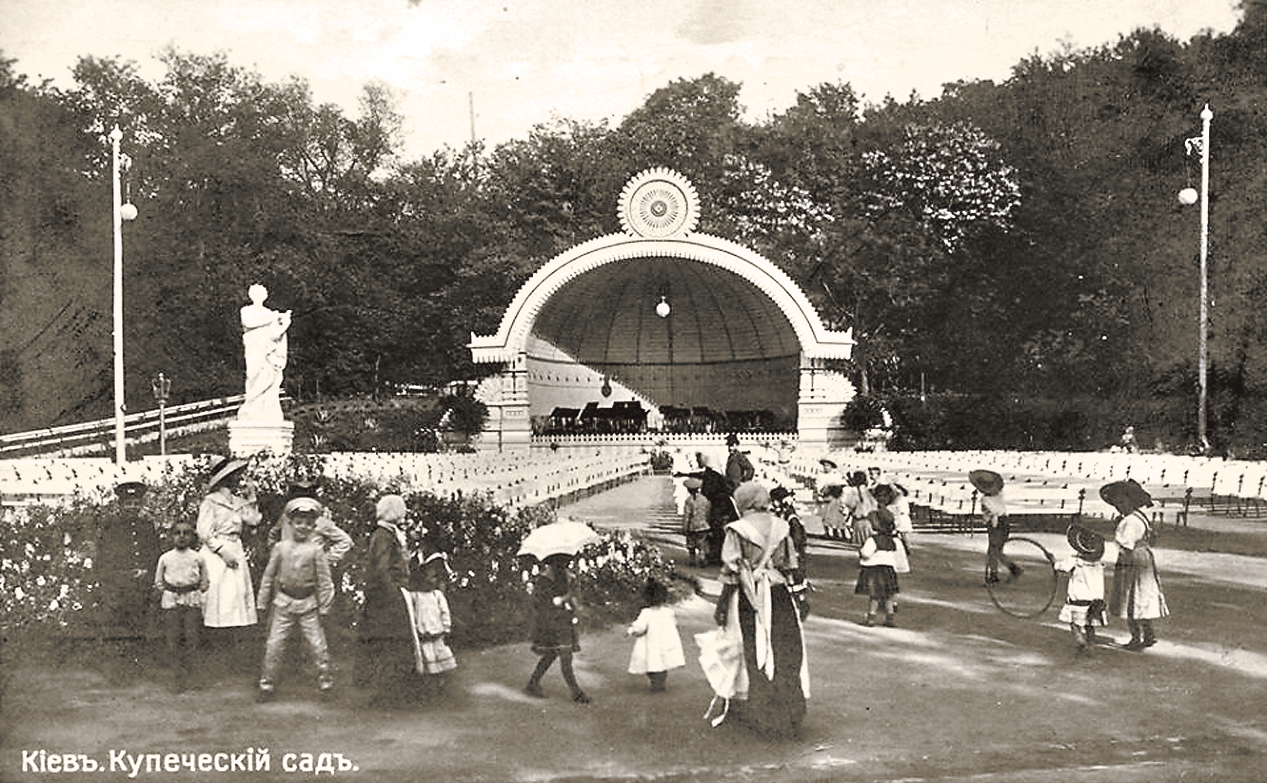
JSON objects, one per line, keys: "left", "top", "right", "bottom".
{"left": 81, "top": 756, "right": 99, "bottom": 772}
{"left": 110, "top": 749, "right": 129, "bottom": 772}
{"left": 231, "top": 752, "right": 247, "bottom": 772}
{"left": 21, "top": 750, "right": 42, "bottom": 772}
{"left": 45, "top": 753, "right": 60, "bottom": 773}
{"left": 298, "top": 752, "right": 315, "bottom": 772}
{"left": 215, "top": 752, "right": 230, "bottom": 771}
{"left": 253, "top": 747, "right": 270, "bottom": 772}
{"left": 337, "top": 754, "right": 356, "bottom": 771}
{"left": 282, "top": 753, "right": 298, "bottom": 772}
{"left": 61, "top": 754, "right": 78, "bottom": 772}
{"left": 313, "top": 753, "right": 336, "bottom": 774}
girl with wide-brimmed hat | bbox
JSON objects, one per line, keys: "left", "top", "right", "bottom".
{"left": 1054, "top": 526, "right": 1108, "bottom": 653}
{"left": 1101, "top": 480, "right": 1169, "bottom": 650}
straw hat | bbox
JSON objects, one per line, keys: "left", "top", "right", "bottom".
{"left": 1066, "top": 525, "right": 1106, "bottom": 559}
{"left": 207, "top": 457, "right": 249, "bottom": 490}
{"left": 683, "top": 477, "right": 703, "bottom": 490}
{"left": 1099, "top": 479, "right": 1153, "bottom": 513}
{"left": 968, "top": 469, "right": 1004, "bottom": 496}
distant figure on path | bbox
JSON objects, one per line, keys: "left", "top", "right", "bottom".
{"left": 239, "top": 284, "right": 291, "bottom": 421}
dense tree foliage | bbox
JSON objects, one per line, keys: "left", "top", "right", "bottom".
{"left": 3, "top": 8, "right": 1267, "bottom": 454}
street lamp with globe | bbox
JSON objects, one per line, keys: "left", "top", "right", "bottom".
{"left": 111, "top": 125, "right": 138, "bottom": 463}
{"left": 1179, "top": 104, "right": 1213, "bottom": 453}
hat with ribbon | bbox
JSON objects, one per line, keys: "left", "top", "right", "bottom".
{"left": 207, "top": 457, "right": 249, "bottom": 490}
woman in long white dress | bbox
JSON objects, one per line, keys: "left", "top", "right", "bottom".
{"left": 196, "top": 457, "right": 262, "bottom": 638}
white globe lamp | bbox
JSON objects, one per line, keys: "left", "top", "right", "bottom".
{"left": 1178, "top": 188, "right": 1198, "bottom": 206}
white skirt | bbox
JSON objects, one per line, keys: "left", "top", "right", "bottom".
{"left": 200, "top": 543, "right": 257, "bottom": 628}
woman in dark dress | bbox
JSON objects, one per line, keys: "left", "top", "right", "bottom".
{"left": 359, "top": 494, "right": 413, "bottom": 705}
{"left": 713, "top": 483, "right": 809, "bottom": 739}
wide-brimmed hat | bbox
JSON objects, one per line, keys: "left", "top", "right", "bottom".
{"left": 819, "top": 458, "right": 838, "bottom": 471}
{"left": 683, "top": 477, "right": 703, "bottom": 490}
{"left": 1099, "top": 479, "right": 1153, "bottom": 513}
{"left": 207, "top": 457, "right": 249, "bottom": 490}
{"left": 1066, "top": 525, "right": 1106, "bottom": 560}
{"left": 968, "top": 469, "right": 1004, "bottom": 496}
{"left": 845, "top": 470, "right": 868, "bottom": 487}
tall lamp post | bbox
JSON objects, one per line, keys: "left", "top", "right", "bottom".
{"left": 151, "top": 372, "right": 171, "bottom": 455}
{"left": 110, "top": 125, "right": 138, "bottom": 463}
{"left": 1180, "top": 104, "right": 1213, "bottom": 453}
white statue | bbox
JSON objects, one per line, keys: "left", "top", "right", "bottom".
{"left": 239, "top": 284, "right": 290, "bottom": 421}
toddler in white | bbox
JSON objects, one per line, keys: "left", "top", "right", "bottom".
{"left": 626, "top": 578, "right": 685, "bottom": 692}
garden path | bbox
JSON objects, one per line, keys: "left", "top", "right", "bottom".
{"left": 3, "top": 474, "right": 1266, "bottom": 782}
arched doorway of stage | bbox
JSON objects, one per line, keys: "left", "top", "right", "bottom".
{"left": 468, "top": 168, "right": 858, "bottom": 452}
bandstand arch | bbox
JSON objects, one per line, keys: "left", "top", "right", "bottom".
{"left": 469, "top": 169, "right": 857, "bottom": 452}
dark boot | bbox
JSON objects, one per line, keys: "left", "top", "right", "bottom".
{"left": 1140, "top": 620, "right": 1157, "bottom": 648}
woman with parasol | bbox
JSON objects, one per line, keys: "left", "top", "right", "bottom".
{"left": 971, "top": 469, "right": 1022, "bottom": 585}
{"left": 1102, "top": 480, "right": 1169, "bottom": 650}
{"left": 520, "top": 521, "right": 600, "bottom": 703}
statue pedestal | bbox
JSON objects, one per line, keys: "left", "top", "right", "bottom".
{"left": 228, "top": 419, "right": 294, "bottom": 456}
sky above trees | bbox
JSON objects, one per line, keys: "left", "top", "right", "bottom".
{"left": 4, "top": 0, "right": 1243, "bottom": 159}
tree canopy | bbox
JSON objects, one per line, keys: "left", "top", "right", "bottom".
{"left": 3, "top": 11, "right": 1267, "bottom": 453}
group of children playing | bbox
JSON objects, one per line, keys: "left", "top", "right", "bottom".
{"left": 683, "top": 470, "right": 1127, "bottom": 656}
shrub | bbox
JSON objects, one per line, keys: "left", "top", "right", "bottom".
{"left": 0, "top": 457, "right": 676, "bottom": 655}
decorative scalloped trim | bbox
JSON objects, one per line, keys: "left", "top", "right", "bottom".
{"left": 618, "top": 168, "right": 700, "bottom": 238}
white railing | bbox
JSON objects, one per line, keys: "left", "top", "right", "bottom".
{"left": 0, "top": 450, "right": 650, "bottom": 512}
{"left": 0, "top": 396, "right": 245, "bottom": 458}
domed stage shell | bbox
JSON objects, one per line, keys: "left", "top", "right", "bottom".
{"left": 468, "top": 169, "right": 856, "bottom": 451}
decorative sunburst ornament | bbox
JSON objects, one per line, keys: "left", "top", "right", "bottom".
{"left": 618, "top": 168, "right": 699, "bottom": 238}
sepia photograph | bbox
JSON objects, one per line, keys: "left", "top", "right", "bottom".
{"left": 2, "top": 1, "right": 1264, "bottom": 780}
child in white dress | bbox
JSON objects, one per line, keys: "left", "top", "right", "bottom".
{"left": 407, "top": 552, "right": 457, "bottom": 687}
{"left": 1054, "top": 526, "right": 1107, "bottom": 653}
{"left": 626, "top": 578, "right": 685, "bottom": 692}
